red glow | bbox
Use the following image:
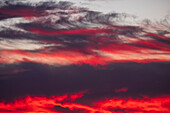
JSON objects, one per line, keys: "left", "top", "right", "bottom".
{"left": 115, "top": 88, "right": 128, "bottom": 93}
{"left": 13, "top": 69, "right": 31, "bottom": 73}
{"left": 70, "top": 91, "right": 86, "bottom": 101}
{"left": 0, "top": 94, "right": 169, "bottom": 113}
{"left": 29, "top": 28, "right": 114, "bottom": 36}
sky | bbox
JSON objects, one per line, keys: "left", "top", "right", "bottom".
{"left": 12, "top": 0, "right": 170, "bottom": 20}
{"left": 70, "top": 0, "right": 170, "bottom": 20}
{"left": 0, "top": 0, "right": 170, "bottom": 113}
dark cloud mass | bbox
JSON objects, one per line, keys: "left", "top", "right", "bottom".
{"left": 0, "top": 0, "right": 170, "bottom": 113}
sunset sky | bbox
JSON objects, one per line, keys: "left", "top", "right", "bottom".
{"left": 0, "top": 0, "right": 170, "bottom": 113}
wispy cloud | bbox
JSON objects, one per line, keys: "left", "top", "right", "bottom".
{"left": 0, "top": 1, "right": 169, "bottom": 67}
{"left": 0, "top": 38, "right": 56, "bottom": 50}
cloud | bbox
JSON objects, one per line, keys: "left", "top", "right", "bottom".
{"left": 115, "top": 88, "right": 128, "bottom": 93}
{"left": 0, "top": 38, "right": 57, "bottom": 50}
{"left": 0, "top": 17, "right": 30, "bottom": 32}
{"left": 0, "top": 93, "right": 169, "bottom": 113}
{"left": 96, "top": 96, "right": 170, "bottom": 113}
{"left": 0, "top": 2, "right": 169, "bottom": 113}
{"left": 0, "top": 1, "right": 170, "bottom": 67}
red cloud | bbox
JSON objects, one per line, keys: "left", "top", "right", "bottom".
{"left": 28, "top": 28, "right": 114, "bottom": 36}
{"left": 0, "top": 93, "right": 169, "bottom": 113}
{"left": 0, "top": 36, "right": 170, "bottom": 66}
{"left": 70, "top": 91, "right": 87, "bottom": 101}
{"left": 97, "top": 96, "right": 170, "bottom": 113}
{"left": 115, "top": 88, "right": 128, "bottom": 93}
